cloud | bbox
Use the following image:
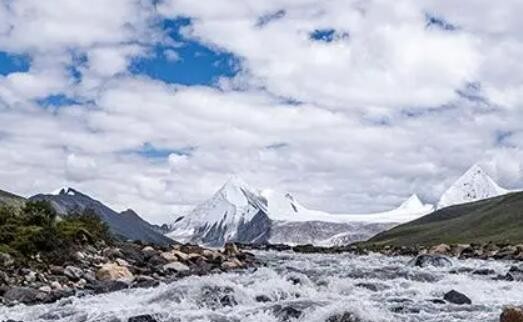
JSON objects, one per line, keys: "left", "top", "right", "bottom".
{"left": 0, "top": 0, "right": 521, "bottom": 224}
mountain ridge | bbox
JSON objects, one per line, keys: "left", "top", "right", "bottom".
{"left": 31, "top": 187, "right": 173, "bottom": 245}
{"left": 167, "top": 177, "right": 433, "bottom": 246}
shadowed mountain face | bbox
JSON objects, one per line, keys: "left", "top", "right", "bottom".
{"left": 30, "top": 188, "right": 173, "bottom": 245}
{"left": 367, "top": 191, "right": 523, "bottom": 246}
{"left": 0, "top": 189, "right": 26, "bottom": 208}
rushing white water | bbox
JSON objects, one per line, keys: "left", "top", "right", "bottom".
{"left": 1, "top": 251, "right": 522, "bottom": 322}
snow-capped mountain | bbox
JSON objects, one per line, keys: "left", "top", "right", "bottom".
{"left": 167, "top": 177, "right": 434, "bottom": 246}
{"left": 437, "top": 164, "right": 510, "bottom": 209}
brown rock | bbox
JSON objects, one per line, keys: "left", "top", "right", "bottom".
{"left": 429, "top": 244, "right": 451, "bottom": 255}
{"left": 451, "top": 244, "right": 470, "bottom": 257}
{"left": 96, "top": 263, "right": 134, "bottom": 281}
{"left": 223, "top": 243, "right": 240, "bottom": 256}
{"left": 501, "top": 306, "right": 523, "bottom": 322}
{"left": 221, "top": 258, "right": 243, "bottom": 270}
{"left": 160, "top": 251, "right": 178, "bottom": 262}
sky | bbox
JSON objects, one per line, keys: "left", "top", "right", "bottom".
{"left": 0, "top": 0, "right": 522, "bottom": 224}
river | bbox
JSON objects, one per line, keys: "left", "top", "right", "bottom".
{"left": 1, "top": 251, "right": 522, "bottom": 322}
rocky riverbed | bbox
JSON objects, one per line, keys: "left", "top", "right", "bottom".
{"left": 1, "top": 250, "right": 523, "bottom": 321}
{"left": 0, "top": 242, "right": 256, "bottom": 307}
{"left": 240, "top": 242, "right": 523, "bottom": 262}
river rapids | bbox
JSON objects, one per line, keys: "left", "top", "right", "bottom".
{"left": 1, "top": 251, "right": 522, "bottom": 322}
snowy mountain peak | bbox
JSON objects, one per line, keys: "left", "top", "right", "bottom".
{"left": 218, "top": 176, "right": 261, "bottom": 207}
{"left": 398, "top": 194, "right": 425, "bottom": 211}
{"left": 437, "top": 164, "right": 509, "bottom": 209}
{"left": 168, "top": 179, "right": 435, "bottom": 246}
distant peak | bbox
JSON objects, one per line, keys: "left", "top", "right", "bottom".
{"left": 464, "top": 163, "right": 486, "bottom": 176}
{"left": 437, "top": 164, "right": 509, "bottom": 209}
{"left": 52, "top": 187, "right": 78, "bottom": 196}
{"left": 398, "top": 194, "right": 424, "bottom": 210}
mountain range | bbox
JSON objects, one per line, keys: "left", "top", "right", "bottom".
{"left": 0, "top": 163, "right": 515, "bottom": 247}
{"left": 166, "top": 177, "right": 434, "bottom": 246}
{"left": 166, "top": 164, "right": 516, "bottom": 246}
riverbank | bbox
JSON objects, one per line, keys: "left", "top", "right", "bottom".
{"left": 239, "top": 242, "right": 523, "bottom": 261}
{"left": 0, "top": 241, "right": 257, "bottom": 306}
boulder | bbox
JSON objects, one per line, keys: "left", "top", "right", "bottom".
{"left": 501, "top": 306, "right": 523, "bottom": 322}
{"left": 91, "top": 280, "right": 130, "bottom": 294}
{"left": 273, "top": 305, "right": 302, "bottom": 321}
{"left": 255, "top": 295, "right": 272, "bottom": 303}
{"left": 115, "top": 258, "right": 130, "bottom": 267}
{"left": 505, "top": 266, "right": 523, "bottom": 281}
{"left": 472, "top": 268, "right": 495, "bottom": 276}
{"left": 163, "top": 261, "right": 190, "bottom": 273}
{"left": 429, "top": 244, "right": 451, "bottom": 255}
{"left": 96, "top": 263, "right": 134, "bottom": 281}
{"left": 128, "top": 314, "right": 158, "bottom": 322}
{"left": 444, "top": 290, "right": 471, "bottom": 305}
{"left": 173, "top": 250, "right": 190, "bottom": 261}
{"left": 0, "top": 252, "right": 14, "bottom": 268}
{"left": 451, "top": 244, "right": 470, "bottom": 257}
{"left": 223, "top": 243, "right": 240, "bottom": 256}
{"left": 4, "top": 287, "right": 47, "bottom": 305}
{"left": 326, "top": 312, "right": 361, "bottom": 322}
{"left": 221, "top": 258, "right": 243, "bottom": 270}
{"left": 64, "top": 265, "right": 84, "bottom": 281}
{"left": 220, "top": 294, "right": 238, "bottom": 307}
{"left": 496, "top": 246, "right": 518, "bottom": 259}
{"left": 142, "top": 246, "right": 158, "bottom": 259}
{"left": 160, "top": 251, "right": 178, "bottom": 262}
{"left": 133, "top": 275, "right": 160, "bottom": 289}
{"left": 409, "top": 255, "right": 452, "bottom": 268}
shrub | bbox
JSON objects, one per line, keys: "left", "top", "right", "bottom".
{"left": 21, "top": 201, "right": 57, "bottom": 227}
{"left": 0, "top": 202, "right": 111, "bottom": 264}
{"left": 57, "top": 209, "right": 112, "bottom": 244}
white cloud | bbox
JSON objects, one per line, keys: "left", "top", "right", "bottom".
{"left": 0, "top": 0, "right": 522, "bottom": 224}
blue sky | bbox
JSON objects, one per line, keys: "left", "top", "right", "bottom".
{"left": 0, "top": 52, "right": 30, "bottom": 75}
{"left": 129, "top": 18, "right": 240, "bottom": 86}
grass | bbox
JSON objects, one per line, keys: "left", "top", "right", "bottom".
{"left": 366, "top": 191, "right": 523, "bottom": 247}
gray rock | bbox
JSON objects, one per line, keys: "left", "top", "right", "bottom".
{"left": 4, "top": 287, "right": 46, "bottom": 305}
{"left": 128, "top": 314, "right": 158, "bottom": 322}
{"left": 163, "top": 262, "right": 190, "bottom": 273}
{"left": 409, "top": 255, "right": 452, "bottom": 268}
{"left": 64, "top": 265, "right": 84, "bottom": 281}
{"left": 326, "top": 312, "right": 361, "bottom": 322}
{"left": 273, "top": 305, "right": 303, "bottom": 321}
{"left": 0, "top": 252, "right": 14, "bottom": 268}
{"left": 255, "top": 295, "right": 271, "bottom": 302}
{"left": 444, "top": 290, "right": 471, "bottom": 305}
{"left": 90, "top": 280, "right": 130, "bottom": 294}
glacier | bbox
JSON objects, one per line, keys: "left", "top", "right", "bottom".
{"left": 167, "top": 177, "right": 433, "bottom": 246}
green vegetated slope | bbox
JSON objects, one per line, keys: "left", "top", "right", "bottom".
{"left": 0, "top": 200, "right": 112, "bottom": 264}
{"left": 367, "top": 191, "right": 523, "bottom": 246}
{"left": 0, "top": 189, "right": 26, "bottom": 208}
